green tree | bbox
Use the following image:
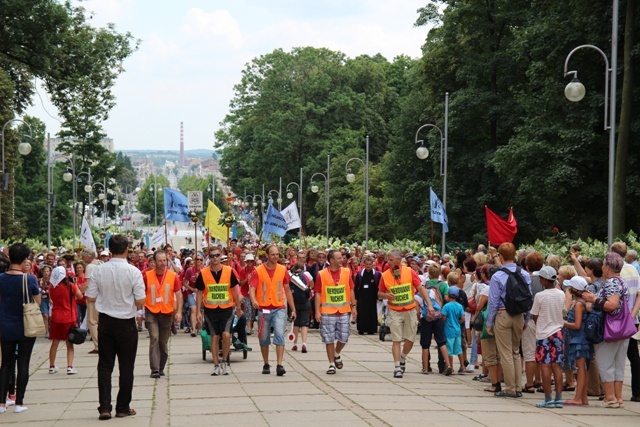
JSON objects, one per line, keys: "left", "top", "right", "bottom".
{"left": 137, "top": 175, "right": 169, "bottom": 225}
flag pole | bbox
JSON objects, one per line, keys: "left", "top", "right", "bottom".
{"left": 194, "top": 211, "right": 198, "bottom": 256}
{"left": 431, "top": 220, "right": 435, "bottom": 256}
{"left": 164, "top": 221, "right": 168, "bottom": 247}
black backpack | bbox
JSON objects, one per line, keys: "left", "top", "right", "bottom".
{"left": 584, "top": 306, "right": 604, "bottom": 344}
{"left": 500, "top": 267, "right": 533, "bottom": 315}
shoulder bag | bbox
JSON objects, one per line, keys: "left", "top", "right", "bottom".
{"left": 23, "top": 273, "right": 46, "bottom": 337}
{"left": 603, "top": 286, "right": 636, "bottom": 342}
{"left": 67, "top": 282, "right": 87, "bottom": 344}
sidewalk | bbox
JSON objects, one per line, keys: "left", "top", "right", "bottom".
{"left": 3, "top": 326, "right": 640, "bottom": 426}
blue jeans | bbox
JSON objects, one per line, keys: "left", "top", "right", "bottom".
{"left": 257, "top": 308, "right": 286, "bottom": 347}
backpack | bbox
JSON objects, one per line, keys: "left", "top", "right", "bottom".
{"left": 500, "top": 267, "right": 533, "bottom": 315}
{"left": 584, "top": 306, "right": 604, "bottom": 344}
{"left": 422, "top": 281, "right": 443, "bottom": 321}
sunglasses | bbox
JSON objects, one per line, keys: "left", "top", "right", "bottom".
{"left": 209, "top": 254, "right": 221, "bottom": 258}
{"left": 196, "top": 258, "right": 203, "bottom": 261}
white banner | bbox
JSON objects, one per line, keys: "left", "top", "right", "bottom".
{"left": 150, "top": 226, "right": 171, "bottom": 248}
{"left": 79, "top": 217, "right": 96, "bottom": 252}
{"left": 281, "top": 201, "right": 301, "bottom": 231}
{"left": 238, "top": 220, "right": 258, "bottom": 239}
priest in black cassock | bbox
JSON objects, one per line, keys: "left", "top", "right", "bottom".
{"left": 354, "top": 255, "right": 381, "bottom": 335}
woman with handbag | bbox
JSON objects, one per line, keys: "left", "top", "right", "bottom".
{"left": 583, "top": 252, "right": 637, "bottom": 408}
{"left": 0, "top": 243, "right": 41, "bottom": 414}
{"left": 47, "top": 266, "right": 83, "bottom": 375}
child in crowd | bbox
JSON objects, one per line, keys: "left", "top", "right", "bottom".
{"left": 563, "top": 276, "right": 592, "bottom": 406}
{"left": 441, "top": 284, "right": 465, "bottom": 374}
{"left": 531, "top": 266, "right": 566, "bottom": 408}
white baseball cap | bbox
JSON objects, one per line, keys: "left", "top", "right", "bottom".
{"left": 51, "top": 266, "right": 67, "bottom": 286}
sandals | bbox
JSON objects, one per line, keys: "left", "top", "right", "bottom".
{"left": 535, "top": 400, "right": 556, "bottom": 408}
{"left": 562, "top": 384, "right": 576, "bottom": 392}
{"left": 473, "top": 374, "right": 487, "bottom": 381}
{"left": 522, "top": 384, "right": 536, "bottom": 393}
{"left": 421, "top": 367, "right": 429, "bottom": 375}
{"left": 326, "top": 365, "right": 336, "bottom": 375}
{"left": 484, "top": 383, "right": 501, "bottom": 393}
{"left": 334, "top": 355, "right": 344, "bottom": 370}
{"left": 115, "top": 408, "right": 136, "bottom": 418}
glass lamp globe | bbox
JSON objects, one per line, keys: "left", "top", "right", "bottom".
{"left": 311, "top": 184, "right": 319, "bottom": 193}
{"left": 565, "top": 78, "right": 586, "bottom": 102}
{"left": 253, "top": 201, "right": 258, "bottom": 207}
{"left": 18, "top": 142, "right": 32, "bottom": 155}
{"left": 63, "top": 171, "right": 73, "bottom": 182}
{"left": 112, "top": 199, "right": 119, "bottom": 206}
{"left": 416, "top": 145, "right": 429, "bottom": 160}
{"left": 346, "top": 173, "right": 356, "bottom": 183}
{"left": 84, "top": 184, "right": 92, "bottom": 193}
{"left": 287, "top": 191, "right": 293, "bottom": 199}
{"left": 98, "top": 193, "right": 105, "bottom": 200}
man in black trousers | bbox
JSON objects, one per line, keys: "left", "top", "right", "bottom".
{"left": 85, "top": 234, "right": 146, "bottom": 420}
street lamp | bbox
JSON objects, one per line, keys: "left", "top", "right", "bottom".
{"left": 563, "top": 18, "right": 618, "bottom": 247}
{"left": 59, "top": 154, "right": 79, "bottom": 249}
{"left": 1, "top": 118, "right": 32, "bottom": 242}
{"left": 286, "top": 167, "right": 303, "bottom": 247}
{"left": 415, "top": 93, "right": 449, "bottom": 253}
{"left": 149, "top": 176, "right": 162, "bottom": 227}
{"left": 267, "top": 190, "right": 282, "bottom": 208}
{"left": 311, "top": 155, "right": 330, "bottom": 247}
{"left": 345, "top": 135, "right": 369, "bottom": 249}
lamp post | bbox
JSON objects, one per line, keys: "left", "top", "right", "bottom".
{"left": 149, "top": 176, "right": 162, "bottom": 227}
{"left": 415, "top": 93, "right": 449, "bottom": 253}
{"left": 345, "top": 135, "right": 369, "bottom": 249}
{"left": 286, "top": 167, "right": 303, "bottom": 247}
{"left": 252, "top": 194, "right": 264, "bottom": 233}
{"left": 267, "top": 190, "right": 282, "bottom": 208}
{"left": 1, "top": 118, "right": 33, "bottom": 242}
{"left": 311, "top": 155, "right": 330, "bottom": 247}
{"left": 61, "top": 155, "right": 79, "bottom": 249}
{"left": 563, "top": 1, "right": 618, "bottom": 247}
{"left": 89, "top": 180, "right": 109, "bottom": 229}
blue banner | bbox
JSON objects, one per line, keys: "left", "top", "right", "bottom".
{"left": 430, "top": 187, "right": 449, "bottom": 233}
{"left": 262, "top": 204, "right": 288, "bottom": 237}
{"left": 164, "top": 188, "right": 191, "bottom": 222}
{"left": 105, "top": 231, "right": 112, "bottom": 248}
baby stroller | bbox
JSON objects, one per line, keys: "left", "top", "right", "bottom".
{"left": 378, "top": 300, "right": 390, "bottom": 341}
{"left": 200, "top": 314, "right": 252, "bottom": 362}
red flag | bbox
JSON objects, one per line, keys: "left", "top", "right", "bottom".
{"left": 485, "top": 206, "right": 517, "bottom": 245}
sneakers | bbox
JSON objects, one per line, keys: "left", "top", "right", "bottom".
{"left": 221, "top": 362, "right": 230, "bottom": 375}
{"left": 301, "top": 344, "right": 307, "bottom": 353}
{"left": 399, "top": 356, "right": 406, "bottom": 373}
{"left": 150, "top": 371, "right": 160, "bottom": 379}
{"left": 262, "top": 364, "right": 271, "bottom": 375}
{"left": 13, "top": 406, "right": 28, "bottom": 413}
{"left": 49, "top": 365, "right": 58, "bottom": 374}
{"left": 292, "top": 345, "right": 298, "bottom": 351}
{"left": 276, "top": 364, "right": 286, "bottom": 376}
{"left": 246, "top": 327, "right": 253, "bottom": 335}
{"left": 211, "top": 365, "right": 221, "bottom": 376}
{"left": 184, "top": 327, "right": 191, "bottom": 334}
{"left": 5, "top": 399, "right": 14, "bottom": 407}
{"left": 67, "top": 366, "right": 77, "bottom": 375}
{"left": 393, "top": 367, "right": 403, "bottom": 378}
{"left": 465, "top": 365, "right": 475, "bottom": 373}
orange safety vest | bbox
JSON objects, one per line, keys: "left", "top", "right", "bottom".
{"left": 200, "top": 266, "right": 234, "bottom": 309}
{"left": 381, "top": 266, "right": 417, "bottom": 311}
{"left": 145, "top": 269, "right": 177, "bottom": 314}
{"left": 318, "top": 268, "right": 352, "bottom": 315}
{"left": 255, "top": 264, "right": 286, "bottom": 308}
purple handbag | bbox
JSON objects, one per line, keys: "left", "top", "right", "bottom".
{"left": 603, "top": 290, "right": 637, "bottom": 342}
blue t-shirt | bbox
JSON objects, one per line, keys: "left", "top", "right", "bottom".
{"left": 441, "top": 300, "right": 464, "bottom": 338}
{"left": 0, "top": 273, "right": 40, "bottom": 341}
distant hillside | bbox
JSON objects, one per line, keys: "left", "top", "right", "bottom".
{"left": 120, "top": 149, "right": 218, "bottom": 160}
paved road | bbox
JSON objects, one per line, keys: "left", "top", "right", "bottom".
{"left": 4, "top": 326, "right": 640, "bottom": 426}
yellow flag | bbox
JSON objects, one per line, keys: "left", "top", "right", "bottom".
{"left": 205, "top": 200, "right": 228, "bottom": 242}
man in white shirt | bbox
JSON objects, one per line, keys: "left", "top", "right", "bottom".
{"left": 85, "top": 234, "right": 146, "bottom": 421}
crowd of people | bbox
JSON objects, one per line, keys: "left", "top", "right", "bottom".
{"left": 1, "top": 235, "right": 640, "bottom": 418}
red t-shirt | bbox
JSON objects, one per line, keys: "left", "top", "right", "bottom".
{"left": 76, "top": 274, "right": 86, "bottom": 305}
{"left": 182, "top": 267, "right": 200, "bottom": 295}
{"left": 49, "top": 283, "right": 79, "bottom": 323}
{"left": 249, "top": 264, "right": 290, "bottom": 309}
{"left": 315, "top": 268, "right": 355, "bottom": 297}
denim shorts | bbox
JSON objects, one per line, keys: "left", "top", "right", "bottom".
{"left": 40, "top": 297, "right": 50, "bottom": 315}
{"left": 186, "top": 293, "right": 196, "bottom": 307}
{"left": 257, "top": 308, "right": 286, "bottom": 347}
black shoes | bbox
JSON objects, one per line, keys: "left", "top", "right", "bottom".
{"left": 150, "top": 371, "right": 160, "bottom": 379}
{"left": 262, "top": 364, "right": 271, "bottom": 374}
{"left": 276, "top": 365, "right": 286, "bottom": 376}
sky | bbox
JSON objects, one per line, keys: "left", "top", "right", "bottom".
{"left": 27, "top": 0, "right": 432, "bottom": 151}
